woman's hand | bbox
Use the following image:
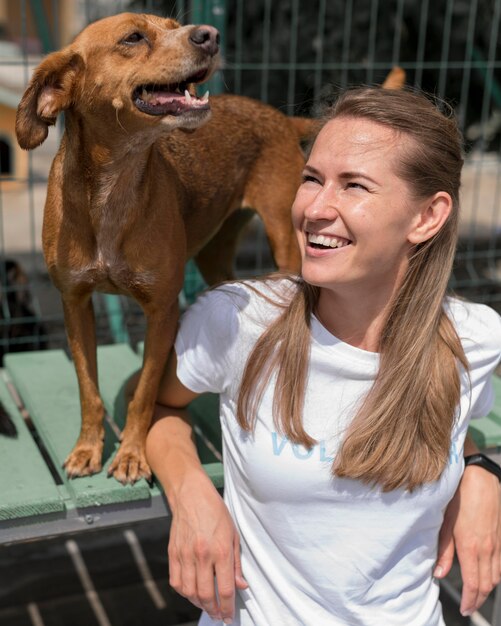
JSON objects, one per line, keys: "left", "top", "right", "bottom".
{"left": 168, "top": 470, "right": 248, "bottom": 623}
{"left": 435, "top": 462, "right": 501, "bottom": 616}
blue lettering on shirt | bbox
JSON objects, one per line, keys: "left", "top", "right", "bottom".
{"left": 274, "top": 433, "right": 459, "bottom": 466}
{"left": 292, "top": 444, "right": 314, "bottom": 460}
{"left": 271, "top": 432, "right": 334, "bottom": 462}
{"left": 448, "top": 440, "right": 460, "bottom": 465}
{"left": 271, "top": 432, "right": 288, "bottom": 455}
{"left": 320, "top": 441, "right": 334, "bottom": 463}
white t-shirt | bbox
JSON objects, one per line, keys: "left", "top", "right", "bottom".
{"left": 174, "top": 279, "right": 501, "bottom": 626}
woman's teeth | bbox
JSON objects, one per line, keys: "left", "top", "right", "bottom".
{"left": 308, "top": 233, "right": 349, "bottom": 248}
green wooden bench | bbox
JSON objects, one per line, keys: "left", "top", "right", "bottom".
{"left": 1, "top": 344, "right": 500, "bottom": 546}
{"left": 469, "top": 373, "right": 501, "bottom": 449}
{"left": 0, "top": 344, "right": 222, "bottom": 545}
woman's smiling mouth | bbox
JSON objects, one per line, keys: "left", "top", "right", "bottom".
{"left": 307, "top": 232, "right": 352, "bottom": 250}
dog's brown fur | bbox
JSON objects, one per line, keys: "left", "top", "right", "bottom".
{"left": 15, "top": 13, "right": 310, "bottom": 483}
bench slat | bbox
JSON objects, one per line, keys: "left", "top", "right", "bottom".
{"left": 468, "top": 375, "right": 501, "bottom": 449}
{"left": 0, "top": 378, "right": 64, "bottom": 520}
{"left": 5, "top": 350, "right": 150, "bottom": 508}
{"left": 491, "top": 374, "right": 501, "bottom": 419}
{"left": 97, "top": 343, "right": 141, "bottom": 431}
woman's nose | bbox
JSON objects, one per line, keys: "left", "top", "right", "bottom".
{"left": 303, "top": 193, "right": 339, "bottom": 221}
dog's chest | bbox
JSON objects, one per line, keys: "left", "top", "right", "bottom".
{"left": 60, "top": 249, "right": 155, "bottom": 300}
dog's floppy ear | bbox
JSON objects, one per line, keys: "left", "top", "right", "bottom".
{"left": 16, "top": 48, "right": 83, "bottom": 150}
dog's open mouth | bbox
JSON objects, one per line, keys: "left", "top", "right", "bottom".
{"left": 133, "top": 69, "right": 211, "bottom": 116}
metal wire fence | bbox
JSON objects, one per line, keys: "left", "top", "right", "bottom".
{"left": 1, "top": 0, "right": 500, "bottom": 359}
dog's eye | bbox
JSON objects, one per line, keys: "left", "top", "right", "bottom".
{"left": 122, "top": 32, "right": 145, "bottom": 45}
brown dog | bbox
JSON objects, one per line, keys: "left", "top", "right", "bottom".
{"left": 15, "top": 13, "right": 309, "bottom": 483}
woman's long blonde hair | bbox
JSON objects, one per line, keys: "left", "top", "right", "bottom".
{"left": 237, "top": 87, "right": 468, "bottom": 492}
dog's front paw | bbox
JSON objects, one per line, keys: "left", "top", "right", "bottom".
{"left": 108, "top": 445, "right": 152, "bottom": 485}
{"left": 64, "top": 445, "right": 103, "bottom": 478}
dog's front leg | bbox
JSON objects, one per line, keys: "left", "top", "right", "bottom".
{"left": 62, "top": 293, "right": 106, "bottom": 477}
{"left": 108, "top": 301, "right": 180, "bottom": 484}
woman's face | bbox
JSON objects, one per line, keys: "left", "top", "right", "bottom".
{"left": 292, "top": 116, "right": 426, "bottom": 297}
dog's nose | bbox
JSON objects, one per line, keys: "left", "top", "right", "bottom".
{"left": 189, "top": 25, "right": 220, "bottom": 57}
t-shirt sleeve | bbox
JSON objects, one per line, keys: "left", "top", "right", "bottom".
{"left": 174, "top": 287, "right": 242, "bottom": 395}
{"left": 453, "top": 301, "right": 501, "bottom": 419}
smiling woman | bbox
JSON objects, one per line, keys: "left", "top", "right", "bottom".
{"left": 293, "top": 118, "right": 426, "bottom": 300}
{"left": 239, "top": 89, "right": 467, "bottom": 492}
{"left": 143, "top": 85, "right": 501, "bottom": 626}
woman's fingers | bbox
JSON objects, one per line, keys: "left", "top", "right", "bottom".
{"left": 196, "top": 565, "right": 224, "bottom": 620}
{"left": 458, "top": 554, "right": 479, "bottom": 616}
{"left": 165, "top": 480, "right": 246, "bottom": 621}
{"left": 178, "top": 544, "right": 202, "bottom": 605}
{"left": 434, "top": 497, "right": 456, "bottom": 578}
{"left": 171, "top": 547, "right": 237, "bottom": 622}
{"left": 234, "top": 533, "right": 249, "bottom": 590}
{"left": 168, "top": 521, "right": 242, "bottom": 621}
{"left": 215, "top": 552, "right": 238, "bottom": 623}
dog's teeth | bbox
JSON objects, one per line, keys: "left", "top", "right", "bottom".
{"left": 184, "top": 89, "right": 192, "bottom": 103}
{"left": 141, "top": 89, "right": 149, "bottom": 101}
{"left": 201, "top": 90, "right": 209, "bottom": 102}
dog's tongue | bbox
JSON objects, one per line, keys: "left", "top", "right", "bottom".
{"left": 151, "top": 90, "right": 185, "bottom": 105}
{"left": 136, "top": 89, "right": 209, "bottom": 116}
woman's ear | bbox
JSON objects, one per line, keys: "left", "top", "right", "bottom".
{"left": 407, "top": 192, "right": 453, "bottom": 244}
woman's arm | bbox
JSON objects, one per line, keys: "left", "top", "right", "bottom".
{"left": 143, "top": 351, "right": 247, "bottom": 624}
{"left": 434, "top": 434, "right": 501, "bottom": 616}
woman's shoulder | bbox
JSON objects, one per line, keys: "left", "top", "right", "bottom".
{"left": 193, "top": 275, "right": 299, "bottom": 317}
{"left": 445, "top": 296, "right": 501, "bottom": 352}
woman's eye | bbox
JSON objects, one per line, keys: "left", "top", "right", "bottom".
{"left": 302, "top": 174, "right": 319, "bottom": 184}
{"left": 122, "top": 32, "right": 145, "bottom": 45}
{"left": 347, "top": 181, "right": 367, "bottom": 191}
